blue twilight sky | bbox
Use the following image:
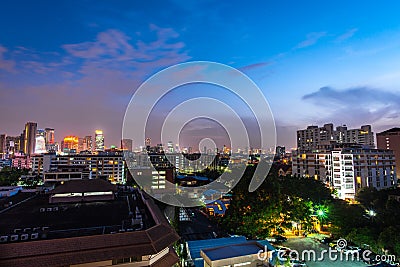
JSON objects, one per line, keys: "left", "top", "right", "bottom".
{"left": 1, "top": 0, "right": 400, "bottom": 149}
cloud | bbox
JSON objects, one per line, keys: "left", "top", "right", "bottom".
{"left": 0, "top": 25, "right": 191, "bottom": 146}
{"left": 239, "top": 62, "right": 271, "bottom": 72}
{"left": 302, "top": 86, "right": 400, "bottom": 125}
{"left": 63, "top": 26, "right": 189, "bottom": 65}
{"left": 296, "top": 32, "right": 326, "bottom": 49}
{"left": 0, "top": 45, "right": 16, "bottom": 73}
{"left": 335, "top": 28, "right": 358, "bottom": 42}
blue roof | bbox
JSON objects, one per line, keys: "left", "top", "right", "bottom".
{"left": 202, "top": 242, "right": 263, "bottom": 261}
{"left": 187, "top": 236, "right": 247, "bottom": 260}
{"left": 254, "top": 240, "right": 276, "bottom": 251}
{"left": 176, "top": 175, "right": 209, "bottom": 181}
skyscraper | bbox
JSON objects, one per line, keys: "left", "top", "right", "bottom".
{"left": 44, "top": 128, "right": 55, "bottom": 145}
{"left": 23, "top": 122, "right": 37, "bottom": 155}
{"left": 95, "top": 130, "right": 104, "bottom": 151}
{"left": 35, "top": 129, "right": 46, "bottom": 154}
{"left": 83, "top": 135, "right": 93, "bottom": 152}
{"left": 121, "top": 139, "right": 133, "bottom": 152}
{"left": 0, "top": 134, "right": 6, "bottom": 159}
{"left": 61, "top": 136, "right": 79, "bottom": 152}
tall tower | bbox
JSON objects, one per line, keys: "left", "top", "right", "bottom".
{"left": 0, "top": 134, "right": 6, "bottom": 159}
{"left": 83, "top": 136, "right": 93, "bottom": 152}
{"left": 44, "top": 128, "right": 55, "bottom": 145}
{"left": 24, "top": 122, "right": 37, "bottom": 155}
{"left": 95, "top": 130, "right": 104, "bottom": 151}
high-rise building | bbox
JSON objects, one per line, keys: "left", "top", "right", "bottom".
{"left": 275, "top": 146, "right": 286, "bottom": 159}
{"left": 95, "top": 130, "right": 104, "bottom": 152}
{"left": 297, "top": 124, "right": 375, "bottom": 152}
{"left": 0, "top": 134, "right": 6, "bottom": 159}
{"left": 23, "top": 122, "right": 37, "bottom": 155}
{"left": 167, "top": 141, "right": 174, "bottom": 153}
{"left": 121, "top": 139, "right": 133, "bottom": 152}
{"left": 145, "top": 137, "right": 151, "bottom": 146}
{"left": 35, "top": 130, "right": 47, "bottom": 154}
{"left": 377, "top": 127, "right": 400, "bottom": 178}
{"left": 44, "top": 128, "right": 55, "bottom": 145}
{"left": 82, "top": 135, "right": 92, "bottom": 152}
{"left": 6, "top": 135, "right": 22, "bottom": 155}
{"left": 61, "top": 136, "right": 79, "bottom": 152}
{"left": 292, "top": 146, "right": 397, "bottom": 200}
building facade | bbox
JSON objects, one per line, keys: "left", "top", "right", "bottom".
{"left": 95, "top": 130, "right": 105, "bottom": 152}
{"left": 377, "top": 128, "right": 400, "bottom": 178}
{"left": 292, "top": 147, "right": 397, "bottom": 200}
{"left": 23, "top": 122, "right": 37, "bottom": 156}
{"left": 32, "top": 153, "right": 125, "bottom": 184}
{"left": 297, "top": 124, "right": 375, "bottom": 153}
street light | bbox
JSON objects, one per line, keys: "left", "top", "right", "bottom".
{"left": 367, "top": 209, "right": 376, "bottom": 217}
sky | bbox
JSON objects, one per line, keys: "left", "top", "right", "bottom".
{"left": 1, "top": 1, "right": 400, "bottom": 150}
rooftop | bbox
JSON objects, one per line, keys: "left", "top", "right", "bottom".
{"left": 0, "top": 188, "right": 154, "bottom": 239}
{"left": 202, "top": 241, "right": 265, "bottom": 261}
{"left": 377, "top": 127, "right": 400, "bottom": 135}
{"left": 0, "top": 188, "right": 180, "bottom": 267}
{"left": 50, "top": 179, "right": 117, "bottom": 194}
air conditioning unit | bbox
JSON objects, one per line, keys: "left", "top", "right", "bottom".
{"left": 20, "top": 234, "right": 29, "bottom": 241}
{"left": 0, "top": 236, "right": 8, "bottom": 243}
{"left": 31, "top": 233, "right": 39, "bottom": 240}
{"left": 10, "top": 235, "right": 19, "bottom": 242}
{"left": 46, "top": 207, "right": 52, "bottom": 212}
{"left": 13, "top": 229, "right": 21, "bottom": 234}
{"left": 53, "top": 207, "right": 59, "bottom": 211}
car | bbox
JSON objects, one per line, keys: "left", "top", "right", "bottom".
{"left": 320, "top": 237, "right": 333, "bottom": 244}
{"left": 362, "top": 253, "right": 380, "bottom": 265}
{"left": 273, "top": 234, "right": 288, "bottom": 243}
{"left": 329, "top": 240, "right": 339, "bottom": 248}
{"left": 342, "top": 246, "right": 361, "bottom": 254}
{"left": 266, "top": 236, "right": 277, "bottom": 243}
{"left": 367, "top": 262, "right": 398, "bottom": 267}
{"left": 290, "top": 259, "right": 308, "bottom": 267}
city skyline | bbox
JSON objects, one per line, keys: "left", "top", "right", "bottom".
{"left": 1, "top": 1, "right": 400, "bottom": 148}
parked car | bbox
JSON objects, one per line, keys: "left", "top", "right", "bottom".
{"left": 320, "top": 237, "right": 333, "bottom": 244}
{"left": 275, "top": 234, "right": 288, "bottom": 243}
{"left": 342, "top": 246, "right": 361, "bottom": 254}
{"left": 362, "top": 253, "right": 380, "bottom": 265}
{"left": 328, "top": 240, "right": 339, "bottom": 248}
{"left": 290, "top": 259, "right": 308, "bottom": 267}
{"left": 367, "top": 262, "right": 398, "bottom": 267}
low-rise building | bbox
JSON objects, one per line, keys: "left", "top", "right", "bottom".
{"left": 32, "top": 153, "right": 125, "bottom": 184}
{"left": 0, "top": 181, "right": 179, "bottom": 267}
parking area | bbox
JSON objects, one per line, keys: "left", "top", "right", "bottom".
{"left": 280, "top": 237, "right": 367, "bottom": 267}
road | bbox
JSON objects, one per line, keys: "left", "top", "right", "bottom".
{"left": 281, "top": 237, "right": 367, "bottom": 267}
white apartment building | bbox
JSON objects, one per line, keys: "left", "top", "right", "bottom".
{"left": 292, "top": 147, "right": 397, "bottom": 200}
{"left": 297, "top": 124, "right": 375, "bottom": 153}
